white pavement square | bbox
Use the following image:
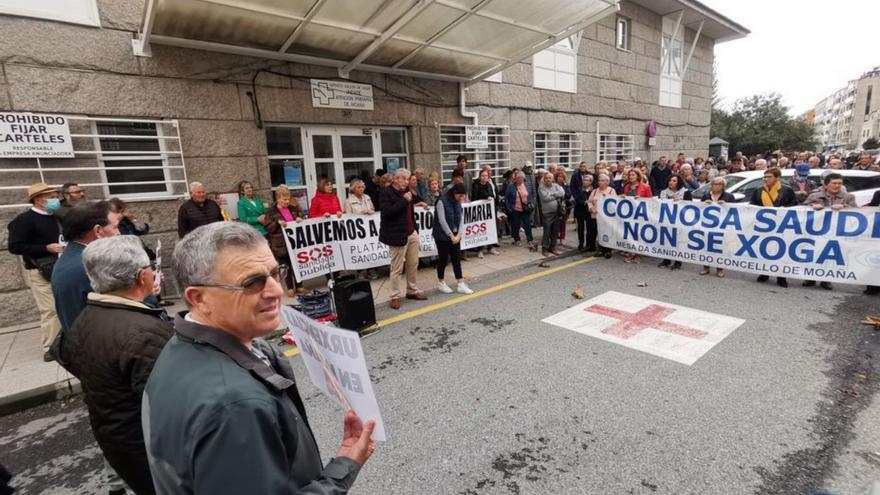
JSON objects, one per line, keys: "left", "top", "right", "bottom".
{"left": 543, "top": 290, "right": 745, "bottom": 366}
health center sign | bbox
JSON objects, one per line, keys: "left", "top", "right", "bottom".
{"left": 284, "top": 200, "right": 498, "bottom": 282}
{"left": 597, "top": 197, "right": 880, "bottom": 285}
{"left": 0, "top": 112, "right": 74, "bottom": 158}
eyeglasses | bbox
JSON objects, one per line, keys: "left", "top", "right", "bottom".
{"left": 191, "top": 265, "right": 288, "bottom": 295}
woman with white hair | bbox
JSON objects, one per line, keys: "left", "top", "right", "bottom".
{"left": 698, "top": 177, "right": 734, "bottom": 277}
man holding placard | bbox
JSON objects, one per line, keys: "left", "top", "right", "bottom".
{"left": 143, "top": 222, "right": 376, "bottom": 494}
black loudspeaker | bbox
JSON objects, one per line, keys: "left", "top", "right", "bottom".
{"left": 333, "top": 277, "right": 376, "bottom": 331}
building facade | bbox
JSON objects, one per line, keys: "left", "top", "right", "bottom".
{"left": 0, "top": 0, "right": 745, "bottom": 325}
{"left": 813, "top": 66, "right": 880, "bottom": 150}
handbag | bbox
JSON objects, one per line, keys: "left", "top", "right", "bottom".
{"left": 31, "top": 256, "right": 57, "bottom": 282}
{"left": 518, "top": 191, "right": 534, "bottom": 214}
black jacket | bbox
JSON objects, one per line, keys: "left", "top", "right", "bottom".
{"left": 63, "top": 295, "right": 173, "bottom": 495}
{"left": 700, "top": 191, "right": 736, "bottom": 203}
{"left": 749, "top": 185, "right": 798, "bottom": 207}
{"left": 177, "top": 199, "right": 223, "bottom": 238}
{"left": 869, "top": 190, "right": 880, "bottom": 207}
{"left": 7, "top": 209, "right": 61, "bottom": 269}
{"left": 379, "top": 186, "right": 417, "bottom": 246}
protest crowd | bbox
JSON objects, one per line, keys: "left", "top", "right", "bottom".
{"left": 4, "top": 146, "right": 880, "bottom": 494}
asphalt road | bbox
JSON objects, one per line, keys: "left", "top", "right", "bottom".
{"left": 2, "top": 252, "right": 879, "bottom": 494}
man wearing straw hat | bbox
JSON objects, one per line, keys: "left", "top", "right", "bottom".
{"left": 7, "top": 182, "right": 65, "bottom": 361}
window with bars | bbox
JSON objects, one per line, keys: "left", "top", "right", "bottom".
{"left": 96, "top": 121, "right": 172, "bottom": 196}
{"left": 597, "top": 134, "right": 634, "bottom": 163}
{"left": 439, "top": 125, "right": 509, "bottom": 184}
{"left": 533, "top": 132, "right": 583, "bottom": 169}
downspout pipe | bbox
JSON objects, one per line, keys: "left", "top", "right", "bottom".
{"left": 460, "top": 82, "right": 478, "bottom": 126}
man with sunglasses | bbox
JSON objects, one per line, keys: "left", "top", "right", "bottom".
{"left": 63, "top": 236, "right": 172, "bottom": 495}
{"left": 143, "top": 222, "right": 376, "bottom": 494}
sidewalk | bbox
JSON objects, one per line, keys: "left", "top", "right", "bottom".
{"left": 0, "top": 222, "right": 578, "bottom": 413}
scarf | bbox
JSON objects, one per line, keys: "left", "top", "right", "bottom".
{"left": 760, "top": 181, "right": 781, "bottom": 207}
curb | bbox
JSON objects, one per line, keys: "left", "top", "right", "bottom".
{"left": 0, "top": 377, "right": 81, "bottom": 417}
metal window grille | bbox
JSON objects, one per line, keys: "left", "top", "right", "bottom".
{"left": 0, "top": 116, "right": 188, "bottom": 209}
{"left": 439, "top": 125, "right": 509, "bottom": 184}
{"left": 597, "top": 134, "right": 634, "bottom": 163}
{"left": 533, "top": 132, "right": 583, "bottom": 169}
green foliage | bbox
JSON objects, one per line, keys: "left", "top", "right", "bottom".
{"left": 863, "top": 137, "right": 880, "bottom": 150}
{"left": 710, "top": 93, "right": 817, "bottom": 156}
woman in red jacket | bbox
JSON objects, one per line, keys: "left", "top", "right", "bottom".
{"left": 621, "top": 168, "right": 653, "bottom": 263}
{"left": 308, "top": 178, "right": 343, "bottom": 218}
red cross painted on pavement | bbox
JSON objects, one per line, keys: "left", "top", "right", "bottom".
{"left": 584, "top": 304, "right": 707, "bottom": 340}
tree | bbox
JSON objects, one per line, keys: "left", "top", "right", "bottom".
{"left": 710, "top": 93, "right": 816, "bottom": 156}
{"left": 864, "top": 137, "right": 880, "bottom": 150}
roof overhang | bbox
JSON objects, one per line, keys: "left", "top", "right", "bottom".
{"left": 628, "top": 0, "right": 748, "bottom": 43}
{"left": 134, "top": 0, "right": 620, "bottom": 83}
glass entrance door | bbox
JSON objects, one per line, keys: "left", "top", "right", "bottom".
{"left": 304, "top": 127, "right": 380, "bottom": 207}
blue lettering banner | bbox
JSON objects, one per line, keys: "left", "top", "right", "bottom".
{"left": 597, "top": 197, "right": 880, "bottom": 285}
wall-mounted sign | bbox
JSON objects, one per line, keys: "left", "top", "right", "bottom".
{"left": 465, "top": 125, "right": 488, "bottom": 149}
{"left": 0, "top": 112, "right": 74, "bottom": 158}
{"left": 310, "top": 79, "right": 374, "bottom": 111}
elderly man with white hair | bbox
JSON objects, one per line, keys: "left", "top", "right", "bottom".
{"left": 143, "top": 222, "right": 377, "bottom": 493}
{"left": 379, "top": 168, "right": 427, "bottom": 309}
{"left": 63, "top": 236, "right": 173, "bottom": 495}
{"left": 177, "top": 181, "right": 224, "bottom": 238}
{"left": 753, "top": 158, "right": 768, "bottom": 170}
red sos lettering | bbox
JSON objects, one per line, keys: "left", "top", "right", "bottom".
{"left": 465, "top": 223, "right": 487, "bottom": 235}
{"left": 295, "top": 245, "right": 334, "bottom": 263}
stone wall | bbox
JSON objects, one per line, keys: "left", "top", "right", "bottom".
{"left": 464, "top": 1, "right": 715, "bottom": 165}
{"left": 0, "top": 0, "right": 717, "bottom": 325}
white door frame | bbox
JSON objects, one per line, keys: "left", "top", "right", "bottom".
{"left": 303, "top": 126, "right": 382, "bottom": 205}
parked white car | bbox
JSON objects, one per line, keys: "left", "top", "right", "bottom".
{"left": 692, "top": 169, "right": 880, "bottom": 206}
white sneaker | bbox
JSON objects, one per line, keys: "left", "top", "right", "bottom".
{"left": 437, "top": 281, "right": 453, "bottom": 294}
{"left": 489, "top": 247, "right": 500, "bottom": 255}
{"left": 477, "top": 251, "right": 484, "bottom": 259}
{"left": 456, "top": 282, "right": 474, "bottom": 294}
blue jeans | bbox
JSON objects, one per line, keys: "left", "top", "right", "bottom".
{"left": 510, "top": 210, "right": 533, "bottom": 242}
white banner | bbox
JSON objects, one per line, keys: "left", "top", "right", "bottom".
{"left": 310, "top": 79, "right": 374, "bottom": 110}
{"left": 0, "top": 112, "right": 74, "bottom": 158}
{"left": 597, "top": 197, "right": 880, "bottom": 285}
{"left": 281, "top": 307, "right": 386, "bottom": 441}
{"left": 284, "top": 200, "right": 498, "bottom": 282}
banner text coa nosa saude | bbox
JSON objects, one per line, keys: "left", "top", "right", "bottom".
{"left": 597, "top": 197, "right": 880, "bottom": 285}
{"left": 283, "top": 200, "right": 498, "bottom": 282}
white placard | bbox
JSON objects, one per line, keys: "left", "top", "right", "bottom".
{"left": 281, "top": 307, "right": 386, "bottom": 441}
{"left": 284, "top": 200, "right": 498, "bottom": 282}
{"left": 465, "top": 125, "right": 488, "bottom": 149}
{"left": 0, "top": 112, "right": 74, "bottom": 158}
{"left": 310, "top": 79, "right": 374, "bottom": 111}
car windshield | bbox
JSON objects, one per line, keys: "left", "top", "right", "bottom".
{"left": 692, "top": 175, "right": 747, "bottom": 198}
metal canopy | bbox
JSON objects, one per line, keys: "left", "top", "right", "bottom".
{"left": 135, "top": 0, "right": 620, "bottom": 82}
{"left": 628, "top": 0, "right": 748, "bottom": 43}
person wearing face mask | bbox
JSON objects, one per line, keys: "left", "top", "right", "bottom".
{"left": 7, "top": 183, "right": 65, "bottom": 361}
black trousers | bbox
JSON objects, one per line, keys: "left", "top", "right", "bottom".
{"left": 436, "top": 239, "right": 462, "bottom": 280}
{"left": 585, "top": 216, "right": 598, "bottom": 250}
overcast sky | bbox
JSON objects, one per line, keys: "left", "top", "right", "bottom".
{"left": 702, "top": 0, "right": 880, "bottom": 115}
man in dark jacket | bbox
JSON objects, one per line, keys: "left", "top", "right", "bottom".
{"left": 379, "top": 169, "right": 426, "bottom": 310}
{"left": 177, "top": 181, "right": 223, "bottom": 238}
{"left": 52, "top": 201, "right": 120, "bottom": 337}
{"left": 143, "top": 222, "right": 376, "bottom": 493}
{"left": 749, "top": 167, "right": 798, "bottom": 288}
{"left": 7, "top": 182, "right": 64, "bottom": 359}
{"left": 64, "top": 236, "right": 172, "bottom": 495}
{"left": 649, "top": 156, "right": 670, "bottom": 196}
